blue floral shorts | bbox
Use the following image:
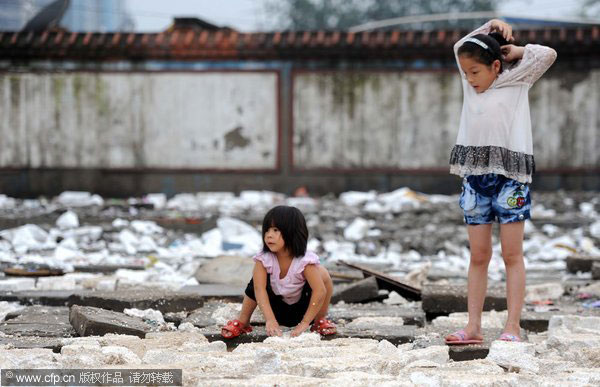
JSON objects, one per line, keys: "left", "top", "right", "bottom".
{"left": 459, "top": 174, "right": 531, "bottom": 225}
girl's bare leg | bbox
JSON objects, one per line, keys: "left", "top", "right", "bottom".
{"left": 314, "top": 266, "right": 333, "bottom": 321}
{"left": 238, "top": 295, "right": 257, "bottom": 325}
{"left": 499, "top": 221, "right": 526, "bottom": 338}
{"left": 446, "top": 224, "right": 493, "bottom": 341}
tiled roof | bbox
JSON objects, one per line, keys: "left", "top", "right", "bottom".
{"left": 1, "top": 27, "right": 599, "bottom": 60}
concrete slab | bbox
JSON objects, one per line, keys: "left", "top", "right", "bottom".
{"left": 593, "top": 262, "right": 600, "bottom": 280}
{"left": 179, "top": 284, "right": 245, "bottom": 302}
{"left": 0, "top": 305, "right": 76, "bottom": 338}
{"left": 0, "top": 336, "right": 63, "bottom": 352}
{"left": 0, "top": 290, "right": 75, "bottom": 306}
{"left": 194, "top": 255, "right": 254, "bottom": 286}
{"left": 69, "top": 305, "right": 152, "bottom": 338}
{"left": 200, "top": 325, "right": 420, "bottom": 349}
{"left": 521, "top": 301, "right": 600, "bottom": 332}
{"left": 67, "top": 289, "right": 204, "bottom": 313}
{"left": 73, "top": 264, "right": 146, "bottom": 273}
{"left": 331, "top": 276, "right": 380, "bottom": 304}
{"left": 422, "top": 284, "right": 506, "bottom": 315}
{"left": 426, "top": 327, "right": 528, "bottom": 362}
{"left": 328, "top": 302, "right": 425, "bottom": 327}
{"left": 566, "top": 255, "right": 600, "bottom": 274}
{"left": 338, "top": 261, "right": 421, "bottom": 301}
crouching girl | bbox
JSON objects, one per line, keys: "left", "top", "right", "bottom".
{"left": 221, "top": 205, "right": 337, "bottom": 338}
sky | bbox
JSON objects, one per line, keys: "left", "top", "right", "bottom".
{"left": 127, "top": 0, "right": 591, "bottom": 32}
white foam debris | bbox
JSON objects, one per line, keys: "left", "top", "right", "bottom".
{"left": 56, "top": 210, "right": 79, "bottom": 230}
{"left": 344, "top": 217, "right": 370, "bottom": 241}
{"left": 143, "top": 193, "right": 167, "bottom": 209}
{"left": 0, "top": 194, "right": 17, "bottom": 209}
{"left": 56, "top": 191, "right": 104, "bottom": 207}
{"left": 525, "top": 282, "right": 564, "bottom": 303}
{"left": 0, "top": 301, "right": 25, "bottom": 321}
{"left": 0, "top": 224, "right": 54, "bottom": 253}
{"left": 0, "top": 278, "right": 36, "bottom": 292}
{"left": 124, "top": 308, "right": 165, "bottom": 324}
{"left": 383, "top": 291, "right": 409, "bottom": 305}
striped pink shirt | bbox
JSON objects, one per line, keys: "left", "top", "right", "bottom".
{"left": 253, "top": 250, "right": 320, "bottom": 305}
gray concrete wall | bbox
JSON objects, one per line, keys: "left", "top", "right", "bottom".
{"left": 0, "top": 65, "right": 598, "bottom": 197}
{"left": 292, "top": 70, "right": 600, "bottom": 170}
{"left": 0, "top": 72, "right": 279, "bottom": 170}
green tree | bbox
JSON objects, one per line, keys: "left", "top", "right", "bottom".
{"left": 264, "top": 0, "right": 496, "bottom": 31}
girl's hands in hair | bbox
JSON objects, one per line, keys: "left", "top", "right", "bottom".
{"left": 266, "top": 319, "right": 282, "bottom": 337}
{"left": 290, "top": 320, "right": 311, "bottom": 337}
{"left": 501, "top": 44, "right": 525, "bottom": 62}
{"left": 490, "top": 19, "right": 514, "bottom": 42}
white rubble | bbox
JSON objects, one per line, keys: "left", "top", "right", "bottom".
{"left": 56, "top": 191, "right": 103, "bottom": 207}
{"left": 525, "top": 282, "right": 564, "bottom": 303}
{"left": 56, "top": 210, "right": 79, "bottom": 229}
{"left": 124, "top": 308, "right": 165, "bottom": 324}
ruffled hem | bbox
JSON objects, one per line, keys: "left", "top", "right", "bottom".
{"left": 449, "top": 145, "right": 534, "bottom": 184}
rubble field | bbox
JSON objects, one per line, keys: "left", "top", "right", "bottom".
{"left": 1, "top": 189, "right": 599, "bottom": 386}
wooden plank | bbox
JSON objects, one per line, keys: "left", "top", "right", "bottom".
{"left": 337, "top": 261, "right": 421, "bottom": 301}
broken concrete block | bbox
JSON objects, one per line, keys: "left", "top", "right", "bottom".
{"left": 0, "top": 278, "right": 36, "bottom": 292}
{"left": 346, "top": 317, "right": 404, "bottom": 330}
{"left": 486, "top": 340, "right": 539, "bottom": 374}
{"left": 563, "top": 347, "right": 600, "bottom": 368}
{"left": 548, "top": 315, "right": 600, "bottom": 336}
{"left": 525, "top": 282, "right": 564, "bottom": 303}
{"left": 179, "top": 284, "right": 245, "bottom": 302}
{"left": 566, "top": 255, "right": 600, "bottom": 274}
{"left": 328, "top": 302, "right": 425, "bottom": 327}
{"left": 397, "top": 345, "right": 449, "bottom": 368}
{"left": 331, "top": 276, "right": 379, "bottom": 304}
{"left": 593, "top": 262, "right": 600, "bottom": 280}
{"left": 0, "top": 336, "right": 64, "bottom": 353}
{"left": 69, "top": 305, "right": 152, "bottom": 338}
{"left": 194, "top": 255, "right": 254, "bottom": 286}
{"left": 431, "top": 310, "right": 506, "bottom": 330}
{"left": 0, "top": 347, "right": 58, "bottom": 368}
{"left": 577, "top": 282, "right": 600, "bottom": 297}
{"left": 0, "top": 306, "right": 75, "bottom": 337}
{"left": 422, "top": 284, "right": 506, "bottom": 315}
{"left": 338, "top": 261, "right": 421, "bottom": 300}
{"left": 68, "top": 289, "right": 204, "bottom": 313}
{"left": 144, "top": 330, "right": 209, "bottom": 349}
{"left": 101, "top": 345, "right": 142, "bottom": 365}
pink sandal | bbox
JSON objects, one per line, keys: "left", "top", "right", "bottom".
{"left": 445, "top": 329, "right": 484, "bottom": 345}
{"left": 498, "top": 332, "right": 522, "bottom": 342}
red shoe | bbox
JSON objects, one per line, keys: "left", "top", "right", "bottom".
{"left": 310, "top": 318, "right": 337, "bottom": 336}
{"left": 221, "top": 319, "right": 253, "bottom": 339}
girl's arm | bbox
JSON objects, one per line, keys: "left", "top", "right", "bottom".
{"left": 253, "top": 262, "right": 282, "bottom": 336}
{"left": 290, "top": 264, "right": 326, "bottom": 337}
{"left": 496, "top": 44, "right": 557, "bottom": 87}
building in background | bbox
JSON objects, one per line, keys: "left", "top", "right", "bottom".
{"left": 0, "top": 0, "right": 134, "bottom": 31}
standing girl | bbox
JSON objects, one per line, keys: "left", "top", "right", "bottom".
{"left": 221, "top": 205, "right": 336, "bottom": 338}
{"left": 446, "top": 19, "right": 556, "bottom": 344}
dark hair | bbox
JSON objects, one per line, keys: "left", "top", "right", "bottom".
{"left": 457, "top": 33, "right": 506, "bottom": 72}
{"left": 262, "top": 205, "right": 308, "bottom": 257}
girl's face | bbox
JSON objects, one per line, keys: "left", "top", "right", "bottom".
{"left": 458, "top": 56, "right": 501, "bottom": 93}
{"left": 264, "top": 226, "right": 286, "bottom": 254}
